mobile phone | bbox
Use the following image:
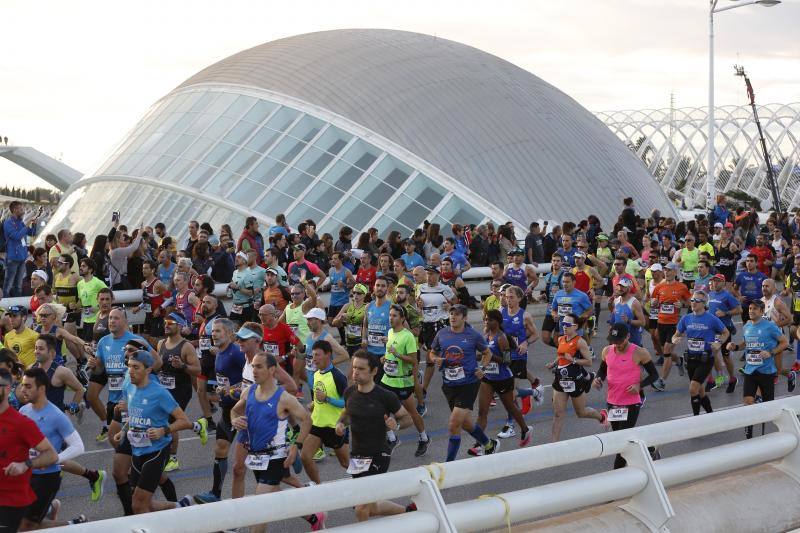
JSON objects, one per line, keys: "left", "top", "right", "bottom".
{"left": 112, "top": 211, "right": 120, "bottom": 222}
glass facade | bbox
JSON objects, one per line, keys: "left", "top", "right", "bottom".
{"left": 47, "top": 88, "right": 489, "bottom": 244}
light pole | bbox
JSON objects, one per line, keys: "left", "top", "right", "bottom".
{"left": 707, "top": 0, "right": 780, "bottom": 211}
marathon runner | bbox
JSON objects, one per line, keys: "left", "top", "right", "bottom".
{"left": 262, "top": 267, "right": 291, "bottom": 312}
{"left": 327, "top": 251, "right": 355, "bottom": 334}
{"left": 5, "top": 305, "right": 39, "bottom": 369}
{"left": 572, "top": 250, "right": 603, "bottom": 340}
{"left": 760, "top": 278, "right": 796, "bottom": 390}
{"left": 707, "top": 274, "right": 742, "bottom": 393}
{"left": 651, "top": 263, "right": 691, "bottom": 391}
{"left": 363, "top": 276, "right": 392, "bottom": 382}
{"left": 593, "top": 323, "right": 660, "bottom": 468}
{"left": 331, "top": 283, "right": 368, "bottom": 358}
{"left": 431, "top": 305, "right": 499, "bottom": 461}
{"left": 539, "top": 253, "right": 565, "bottom": 347}
{"left": 609, "top": 278, "right": 646, "bottom": 348}
{"left": 132, "top": 259, "right": 169, "bottom": 346}
{"left": 34, "top": 303, "right": 86, "bottom": 370}
{"left": 337, "top": 350, "right": 414, "bottom": 522}
{"left": 550, "top": 272, "right": 594, "bottom": 341}
{"left": 280, "top": 282, "right": 318, "bottom": 349}
{"left": 229, "top": 252, "right": 258, "bottom": 325}
{"left": 52, "top": 253, "right": 82, "bottom": 336}
{"left": 195, "top": 293, "right": 227, "bottom": 433}
{"left": 503, "top": 248, "right": 537, "bottom": 309}
{"left": 76, "top": 257, "right": 108, "bottom": 343}
{"left": 734, "top": 255, "right": 767, "bottom": 324}
{"left": 644, "top": 263, "right": 665, "bottom": 363}
{"left": 671, "top": 290, "right": 729, "bottom": 416}
{"left": 299, "top": 308, "right": 348, "bottom": 409}
{"left": 418, "top": 265, "right": 455, "bottom": 416}
{"left": 674, "top": 234, "right": 700, "bottom": 288}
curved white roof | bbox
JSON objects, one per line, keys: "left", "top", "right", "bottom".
{"left": 175, "top": 29, "right": 678, "bottom": 224}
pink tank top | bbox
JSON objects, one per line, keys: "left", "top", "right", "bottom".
{"left": 606, "top": 342, "right": 642, "bottom": 406}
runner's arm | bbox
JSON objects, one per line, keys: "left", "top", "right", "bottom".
{"left": 58, "top": 431, "right": 84, "bottom": 463}
{"left": 393, "top": 405, "right": 413, "bottom": 430}
{"left": 164, "top": 406, "right": 192, "bottom": 435}
{"left": 285, "top": 393, "right": 311, "bottom": 444}
{"left": 630, "top": 299, "right": 647, "bottom": 328}
{"left": 230, "top": 387, "right": 248, "bottom": 420}
{"left": 180, "top": 342, "right": 202, "bottom": 377}
{"left": 328, "top": 336, "right": 350, "bottom": 365}
{"left": 56, "top": 367, "right": 85, "bottom": 406}
{"left": 274, "top": 365, "right": 298, "bottom": 395}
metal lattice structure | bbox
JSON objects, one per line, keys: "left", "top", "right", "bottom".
{"left": 597, "top": 103, "right": 800, "bottom": 210}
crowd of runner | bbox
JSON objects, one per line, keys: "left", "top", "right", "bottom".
{"left": 1, "top": 193, "right": 799, "bottom": 531}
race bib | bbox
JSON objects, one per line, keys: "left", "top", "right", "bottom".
{"left": 288, "top": 324, "right": 299, "bottom": 335}
{"left": 346, "top": 324, "right": 362, "bottom": 337}
{"left": 745, "top": 351, "right": 763, "bottom": 366}
{"left": 231, "top": 304, "right": 244, "bottom": 315}
{"left": 82, "top": 306, "right": 93, "bottom": 317}
{"left": 158, "top": 373, "right": 176, "bottom": 390}
{"left": 263, "top": 342, "right": 279, "bottom": 357}
{"left": 681, "top": 270, "right": 695, "bottom": 281}
{"left": 367, "top": 333, "right": 384, "bottom": 347}
{"left": 217, "top": 375, "right": 231, "bottom": 388}
{"left": 608, "top": 407, "right": 629, "bottom": 422}
{"left": 108, "top": 375, "right": 124, "bottom": 391}
{"left": 557, "top": 304, "right": 572, "bottom": 317}
{"left": 423, "top": 306, "right": 438, "bottom": 320}
{"left": 444, "top": 365, "right": 466, "bottom": 381}
{"left": 559, "top": 380, "right": 576, "bottom": 393}
{"left": 660, "top": 303, "right": 675, "bottom": 314}
{"left": 127, "top": 428, "right": 152, "bottom": 448}
{"left": 331, "top": 284, "right": 345, "bottom": 293}
{"left": 199, "top": 337, "right": 212, "bottom": 352}
{"left": 484, "top": 362, "right": 499, "bottom": 375}
{"left": 383, "top": 359, "right": 399, "bottom": 377}
{"left": 687, "top": 339, "right": 705, "bottom": 352}
{"left": 346, "top": 456, "right": 373, "bottom": 475}
{"left": 305, "top": 355, "right": 316, "bottom": 372}
{"left": 794, "top": 291, "right": 800, "bottom": 301}
{"left": 245, "top": 453, "right": 278, "bottom": 470}
{"left": 142, "top": 303, "right": 152, "bottom": 314}
{"left": 120, "top": 410, "right": 129, "bottom": 424}
{"left": 649, "top": 307, "right": 659, "bottom": 320}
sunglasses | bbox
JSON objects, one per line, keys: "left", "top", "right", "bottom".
{"left": 164, "top": 320, "right": 179, "bottom": 326}
{"left": 290, "top": 292, "right": 303, "bottom": 297}
{"left": 689, "top": 298, "right": 706, "bottom": 304}
{"left": 351, "top": 292, "right": 365, "bottom": 296}
{"left": 38, "top": 313, "right": 53, "bottom": 318}
{"left": 562, "top": 322, "right": 577, "bottom": 327}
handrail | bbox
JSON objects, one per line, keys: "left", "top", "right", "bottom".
{"left": 46, "top": 396, "right": 800, "bottom": 533}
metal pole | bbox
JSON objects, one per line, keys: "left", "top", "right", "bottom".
{"left": 707, "top": 3, "right": 716, "bottom": 211}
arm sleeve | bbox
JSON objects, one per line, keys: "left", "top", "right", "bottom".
{"left": 640, "top": 361, "right": 659, "bottom": 388}
{"left": 596, "top": 360, "right": 608, "bottom": 381}
{"left": 57, "top": 431, "right": 85, "bottom": 463}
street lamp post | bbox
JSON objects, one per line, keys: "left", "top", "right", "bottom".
{"left": 707, "top": 0, "right": 781, "bottom": 211}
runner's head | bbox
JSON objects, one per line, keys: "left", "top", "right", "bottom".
{"left": 258, "top": 304, "right": 278, "bottom": 327}
{"left": 615, "top": 277, "right": 632, "bottom": 297}
{"left": 761, "top": 278, "right": 776, "bottom": 298}
{"left": 690, "top": 291, "right": 708, "bottom": 314}
{"left": 425, "top": 264, "right": 440, "bottom": 285}
{"left": 311, "top": 339, "right": 333, "bottom": 370}
{"left": 164, "top": 312, "right": 188, "bottom": 337}
{"left": 745, "top": 255, "right": 757, "bottom": 272}
{"left": 551, "top": 253, "right": 563, "bottom": 272}
{"left": 607, "top": 322, "right": 630, "bottom": 348}
{"left": 613, "top": 255, "right": 626, "bottom": 275}
{"left": 212, "top": 318, "right": 235, "bottom": 348}
{"left": 697, "top": 260, "right": 710, "bottom": 277}
{"left": 304, "top": 308, "right": 326, "bottom": 333}
{"left": 97, "top": 288, "right": 114, "bottom": 312}
{"left": 34, "top": 334, "right": 57, "bottom": 364}
{"left": 36, "top": 303, "right": 61, "bottom": 328}
{"left": 441, "top": 257, "right": 454, "bottom": 274}
{"left": 19, "top": 367, "right": 48, "bottom": 404}
{"left": 79, "top": 257, "right": 96, "bottom": 277}
{"left": 485, "top": 309, "right": 504, "bottom": 331}
{"left": 511, "top": 248, "right": 524, "bottom": 266}
{"left": 109, "top": 306, "right": 128, "bottom": 335}
{"left": 142, "top": 259, "right": 156, "bottom": 279}
{"left": 665, "top": 262, "right": 679, "bottom": 281}
{"left": 251, "top": 352, "right": 277, "bottom": 384}
{"left": 201, "top": 294, "right": 219, "bottom": 316}
{"left": 351, "top": 284, "right": 368, "bottom": 305}
{"left": 350, "top": 349, "right": 378, "bottom": 385}
{"left": 562, "top": 272, "right": 576, "bottom": 291}
{"left": 748, "top": 298, "right": 765, "bottom": 321}
{"left": 57, "top": 253, "right": 73, "bottom": 274}
{"left": 389, "top": 304, "right": 406, "bottom": 329}
{"left": 709, "top": 273, "right": 725, "bottom": 291}
{"left": 173, "top": 271, "right": 190, "bottom": 290}
{"left": 235, "top": 251, "right": 248, "bottom": 269}
{"left": 395, "top": 284, "right": 411, "bottom": 305}
{"left": 504, "top": 285, "right": 525, "bottom": 308}
{"left": 650, "top": 263, "right": 664, "bottom": 280}
{"left": 574, "top": 250, "right": 586, "bottom": 266}
{"left": 374, "top": 276, "right": 388, "bottom": 299}
{"left": 127, "top": 350, "right": 154, "bottom": 385}
{"left": 412, "top": 266, "right": 426, "bottom": 284}
{"left": 236, "top": 323, "right": 263, "bottom": 355}
{"left": 448, "top": 304, "right": 469, "bottom": 329}
{"left": 562, "top": 313, "right": 582, "bottom": 335}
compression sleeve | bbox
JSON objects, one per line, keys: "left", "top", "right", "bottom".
{"left": 596, "top": 360, "right": 608, "bottom": 381}
{"left": 58, "top": 431, "right": 85, "bottom": 463}
{"left": 640, "top": 361, "right": 659, "bottom": 388}
{"left": 327, "top": 397, "right": 345, "bottom": 408}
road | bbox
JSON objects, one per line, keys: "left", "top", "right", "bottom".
{"left": 52, "top": 308, "right": 788, "bottom": 531}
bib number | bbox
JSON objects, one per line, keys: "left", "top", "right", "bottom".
{"left": 681, "top": 270, "right": 694, "bottom": 281}
{"left": 346, "top": 324, "right": 362, "bottom": 337}
{"left": 199, "top": 337, "right": 212, "bottom": 352}
{"left": 217, "top": 375, "right": 231, "bottom": 388}
{"left": 108, "top": 375, "right": 124, "bottom": 391}
{"left": 660, "top": 303, "right": 675, "bottom": 314}
{"left": 559, "top": 380, "right": 576, "bottom": 393}
{"left": 231, "top": 304, "right": 244, "bottom": 315}
{"left": 246, "top": 453, "right": 277, "bottom": 470}
{"left": 143, "top": 303, "right": 152, "bottom": 314}
{"left": 423, "top": 306, "right": 438, "bottom": 320}
{"left": 484, "top": 362, "right": 499, "bottom": 375}
{"left": 346, "top": 457, "right": 373, "bottom": 475}
{"left": 687, "top": 339, "right": 705, "bottom": 352}
{"left": 383, "top": 359, "right": 399, "bottom": 377}
{"left": 367, "top": 333, "right": 384, "bottom": 347}
{"left": 649, "top": 307, "right": 659, "bottom": 320}
{"left": 746, "top": 351, "right": 764, "bottom": 366}
{"left": 263, "top": 342, "right": 279, "bottom": 357}
{"left": 608, "top": 407, "right": 629, "bottom": 422}
{"left": 82, "top": 306, "right": 92, "bottom": 317}
{"left": 444, "top": 365, "right": 466, "bottom": 381}
{"left": 289, "top": 324, "right": 299, "bottom": 336}
{"left": 305, "top": 355, "right": 316, "bottom": 372}
{"left": 158, "top": 373, "right": 176, "bottom": 389}
{"left": 557, "top": 304, "right": 572, "bottom": 317}
{"left": 127, "top": 428, "right": 152, "bottom": 448}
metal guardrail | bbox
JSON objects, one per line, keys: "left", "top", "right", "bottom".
{"left": 47, "top": 396, "right": 800, "bottom": 533}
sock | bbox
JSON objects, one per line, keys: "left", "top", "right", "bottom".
{"left": 506, "top": 417, "right": 513, "bottom": 425}
{"left": 212, "top": 457, "right": 228, "bottom": 498}
{"left": 386, "top": 430, "right": 396, "bottom": 442}
{"left": 419, "top": 430, "right": 428, "bottom": 442}
{"left": 516, "top": 388, "right": 533, "bottom": 398}
{"left": 160, "top": 478, "right": 177, "bottom": 502}
{"left": 700, "top": 395, "right": 713, "bottom": 413}
{"left": 116, "top": 482, "right": 134, "bottom": 515}
{"left": 83, "top": 469, "right": 99, "bottom": 483}
{"left": 468, "top": 426, "right": 489, "bottom": 446}
{"left": 193, "top": 421, "right": 201, "bottom": 432}
{"left": 691, "top": 395, "right": 701, "bottom": 416}
{"left": 446, "top": 436, "right": 462, "bottom": 462}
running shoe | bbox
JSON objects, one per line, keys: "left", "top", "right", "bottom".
{"left": 532, "top": 383, "right": 545, "bottom": 405}
{"left": 738, "top": 367, "right": 746, "bottom": 375}
{"left": 755, "top": 395, "right": 763, "bottom": 404}
{"left": 95, "top": 426, "right": 108, "bottom": 442}
{"left": 387, "top": 438, "right": 400, "bottom": 455}
{"left": 714, "top": 375, "right": 725, "bottom": 390}
{"left": 415, "top": 438, "right": 430, "bottom": 457}
{"left": 793, "top": 360, "right": 800, "bottom": 372}
{"left": 164, "top": 455, "right": 180, "bottom": 472}
{"left": 90, "top": 469, "right": 106, "bottom": 502}
{"left": 309, "top": 512, "right": 326, "bottom": 531}
{"left": 77, "top": 360, "right": 91, "bottom": 387}
{"left": 178, "top": 495, "right": 194, "bottom": 507}
{"left": 195, "top": 417, "right": 209, "bottom": 446}
{"left": 193, "top": 491, "right": 221, "bottom": 504}
{"left": 313, "top": 448, "right": 326, "bottom": 461}
{"left": 416, "top": 403, "right": 427, "bottom": 418}
{"left": 483, "top": 438, "right": 500, "bottom": 455}
{"left": 704, "top": 379, "right": 715, "bottom": 393}
{"left": 490, "top": 395, "right": 497, "bottom": 407}
{"left": 467, "top": 442, "right": 483, "bottom": 456}
{"left": 726, "top": 378, "right": 737, "bottom": 394}
{"left": 599, "top": 409, "right": 610, "bottom": 428}
{"left": 519, "top": 425, "right": 533, "bottom": 447}
{"left": 47, "top": 499, "right": 60, "bottom": 521}
{"left": 520, "top": 396, "right": 532, "bottom": 415}
{"left": 68, "top": 515, "right": 88, "bottom": 525}
{"left": 676, "top": 356, "right": 685, "bottom": 377}
{"left": 789, "top": 371, "right": 797, "bottom": 393}
{"left": 640, "top": 393, "right": 647, "bottom": 408}
{"left": 405, "top": 503, "right": 418, "bottom": 512}
{"left": 496, "top": 424, "right": 516, "bottom": 439}
{"left": 652, "top": 378, "right": 666, "bottom": 392}
{"left": 656, "top": 355, "right": 665, "bottom": 366}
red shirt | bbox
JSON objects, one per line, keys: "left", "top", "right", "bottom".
{"left": 748, "top": 246, "right": 773, "bottom": 276}
{"left": 356, "top": 266, "right": 377, "bottom": 292}
{"left": 262, "top": 322, "right": 300, "bottom": 359}
{"left": 0, "top": 406, "right": 46, "bottom": 507}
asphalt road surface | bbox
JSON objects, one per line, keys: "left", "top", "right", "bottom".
{"left": 52, "top": 308, "right": 789, "bottom": 531}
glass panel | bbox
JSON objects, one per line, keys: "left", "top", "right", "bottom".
{"left": 436, "top": 196, "right": 484, "bottom": 226}
{"left": 314, "top": 126, "right": 351, "bottom": 155}
{"left": 226, "top": 148, "right": 262, "bottom": 175}
{"left": 243, "top": 100, "right": 277, "bottom": 125}
{"left": 256, "top": 191, "right": 294, "bottom": 218}
{"left": 374, "top": 214, "right": 412, "bottom": 236}
{"left": 353, "top": 175, "right": 394, "bottom": 209}
{"left": 136, "top": 132, "right": 168, "bottom": 154}
{"left": 183, "top": 163, "right": 217, "bottom": 188}
{"left": 204, "top": 170, "right": 242, "bottom": 196}
{"left": 117, "top": 154, "right": 144, "bottom": 175}
{"left": 130, "top": 154, "right": 159, "bottom": 176}
{"left": 205, "top": 93, "right": 238, "bottom": 117}
{"left": 269, "top": 135, "right": 306, "bottom": 164}
{"left": 248, "top": 157, "right": 286, "bottom": 186}
{"left": 371, "top": 156, "right": 412, "bottom": 189}
{"left": 202, "top": 116, "right": 235, "bottom": 140}
{"left": 294, "top": 147, "right": 334, "bottom": 177}
{"left": 229, "top": 178, "right": 265, "bottom": 206}
{"left": 272, "top": 167, "right": 313, "bottom": 197}
{"left": 341, "top": 139, "right": 381, "bottom": 170}
{"left": 223, "top": 121, "right": 258, "bottom": 145}
{"left": 164, "top": 134, "right": 194, "bottom": 157}
{"left": 222, "top": 95, "right": 256, "bottom": 119}
{"left": 203, "top": 142, "right": 237, "bottom": 167}
{"left": 184, "top": 113, "right": 215, "bottom": 135}
{"left": 287, "top": 115, "right": 325, "bottom": 142}
{"left": 404, "top": 174, "right": 446, "bottom": 210}
{"left": 161, "top": 158, "right": 195, "bottom": 183}
{"left": 322, "top": 160, "right": 365, "bottom": 191}
{"left": 174, "top": 92, "right": 200, "bottom": 113}
{"left": 337, "top": 196, "right": 377, "bottom": 230}
{"left": 182, "top": 137, "right": 215, "bottom": 161}
{"left": 386, "top": 194, "right": 429, "bottom": 230}
{"left": 154, "top": 113, "right": 183, "bottom": 134}
{"left": 147, "top": 155, "right": 176, "bottom": 176}
{"left": 105, "top": 154, "right": 128, "bottom": 175}
{"left": 265, "top": 107, "right": 300, "bottom": 133}
{"left": 168, "top": 112, "right": 198, "bottom": 134}
{"left": 300, "top": 182, "right": 344, "bottom": 213}
{"left": 290, "top": 203, "right": 326, "bottom": 225}
{"left": 245, "top": 127, "right": 282, "bottom": 154}
{"left": 189, "top": 92, "right": 218, "bottom": 113}
{"left": 152, "top": 133, "right": 179, "bottom": 154}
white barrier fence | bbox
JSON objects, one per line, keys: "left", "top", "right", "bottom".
{"left": 48, "top": 396, "right": 800, "bottom": 533}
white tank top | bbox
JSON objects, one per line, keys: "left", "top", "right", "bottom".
{"left": 763, "top": 294, "right": 778, "bottom": 322}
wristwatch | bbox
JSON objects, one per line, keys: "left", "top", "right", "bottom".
{"left": 24, "top": 458, "right": 33, "bottom": 469}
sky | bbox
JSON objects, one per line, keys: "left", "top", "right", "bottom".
{"left": 1, "top": 0, "right": 798, "bottom": 191}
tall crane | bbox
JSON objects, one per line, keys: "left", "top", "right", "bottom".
{"left": 734, "top": 64, "right": 781, "bottom": 214}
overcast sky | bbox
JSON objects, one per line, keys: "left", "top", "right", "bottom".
{"left": 1, "top": 0, "right": 798, "bottom": 190}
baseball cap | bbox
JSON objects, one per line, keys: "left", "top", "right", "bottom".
{"left": 424, "top": 264, "right": 440, "bottom": 273}
{"left": 293, "top": 243, "right": 306, "bottom": 252}
{"left": 31, "top": 269, "right": 48, "bottom": 283}
{"left": 7, "top": 305, "right": 27, "bottom": 315}
{"left": 266, "top": 267, "right": 279, "bottom": 276}
{"left": 597, "top": 233, "right": 609, "bottom": 241}
{"left": 608, "top": 323, "right": 630, "bottom": 342}
{"left": 617, "top": 277, "right": 633, "bottom": 288}
{"left": 236, "top": 327, "right": 262, "bottom": 341}
{"left": 712, "top": 273, "right": 726, "bottom": 282}
{"left": 509, "top": 248, "right": 525, "bottom": 256}
{"left": 130, "top": 350, "right": 154, "bottom": 368}
{"left": 665, "top": 262, "right": 680, "bottom": 271}
{"left": 208, "top": 235, "right": 220, "bottom": 247}
{"left": 650, "top": 263, "right": 663, "bottom": 272}
{"left": 166, "top": 312, "right": 188, "bottom": 327}
{"left": 304, "top": 308, "right": 326, "bottom": 321}
{"left": 236, "top": 251, "right": 248, "bottom": 262}
{"left": 714, "top": 222, "right": 724, "bottom": 228}
{"left": 574, "top": 250, "right": 586, "bottom": 259}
